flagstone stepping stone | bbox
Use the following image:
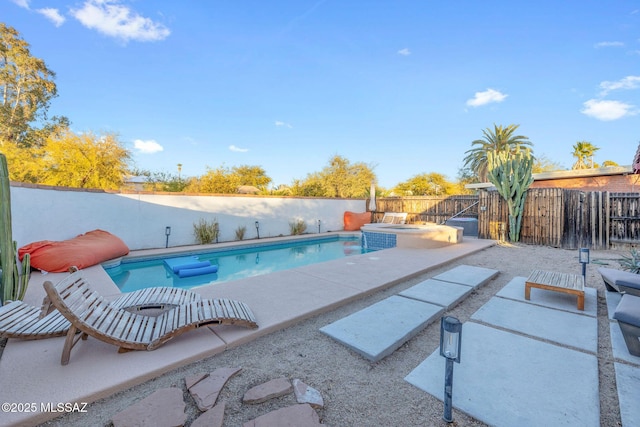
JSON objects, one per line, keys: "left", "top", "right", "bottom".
{"left": 293, "top": 379, "right": 324, "bottom": 409}
{"left": 191, "top": 401, "right": 226, "bottom": 427}
{"left": 187, "top": 367, "right": 242, "bottom": 411}
{"left": 243, "top": 377, "right": 293, "bottom": 404}
{"left": 111, "top": 387, "right": 186, "bottom": 427}
{"left": 242, "top": 403, "right": 321, "bottom": 427}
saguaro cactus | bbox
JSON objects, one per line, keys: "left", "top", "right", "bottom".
{"left": 486, "top": 148, "right": 534, "bottom": 242}
{"left": 0, "top": 153, "right": 30, "bottom": 304}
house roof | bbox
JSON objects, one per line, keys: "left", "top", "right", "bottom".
{"left": 466, "top": 165, "right": 633, "bottom": 189}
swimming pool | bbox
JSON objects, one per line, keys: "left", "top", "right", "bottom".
{"left": 106, "top": 235, "right": 372, "bottom": 292}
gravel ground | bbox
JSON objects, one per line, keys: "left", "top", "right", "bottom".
{"left": 33, "top": 243, "right": 627, "bottom": 426}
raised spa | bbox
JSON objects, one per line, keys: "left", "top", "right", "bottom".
{"left": 361, "top": 223, "right": 463, "bottom": 250}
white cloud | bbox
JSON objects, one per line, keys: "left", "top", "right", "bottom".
{"left": 70, "top": 0, "right": 170, "bottom": 42}
{"left": 599, "top": 75, "right": 640, "bottom": 96}
{"left": 36, "top": 8, "right": 66, "bottom": 27}
{"left": 466, "top": 88, "right": 507, "bottom": 107}
{"left": 581, "top": 99, "right": 637, "bottom": 121}
{"left": 229, "top": 145, "right": 249, "bottom": 152}
{"left": 275, "top": 121, "right": 293, "bottom": 128}
{"left": 134, "top": 139, "right": 164, "bottom": 153}
{"left": 11, "top": 1, "right": 66, "bottom": 26}
{"left": 397, "top": 48, "right": 411, "bottom": 56}
{"left": 594, "top": 41, "right": 624, "bottom": 48}
{"left": 11, "top": 0, "right": 30, "bottom": 9}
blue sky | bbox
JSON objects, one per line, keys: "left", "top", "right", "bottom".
{"left": 4, "top": 0, "right": 640, "bottom": 188}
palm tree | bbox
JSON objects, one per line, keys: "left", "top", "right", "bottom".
{"left": 571, "top": 141, "right": 600, "bottom": 169}
{"left": 463, "top": 124, "right": 533, "bottom": 182}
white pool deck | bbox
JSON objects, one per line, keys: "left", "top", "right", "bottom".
{"left": 0, "top": 236, "right": 495, "bottom": 426}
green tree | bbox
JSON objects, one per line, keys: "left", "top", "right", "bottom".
{"left": 133, "top": 169, "right": 188, "bottom": 192}
{"left": 532, "top": 154, "right": 564, "bottom": 174}
{"left": 602, "top": 160, "right": 619, "bottom": 167}
{"left": 293, "top": 155, "right": 376, "bottom": 198}
{"left": 393, "top": 172, "right": 457, "bottom": 196}
{"left": 463, "top": 124, "right": 533, "bottom": 182}
{"left": 34, "top": 130, "right": 131, "bottom": 189}
{"left": 0, "top": 24, "right": 61, "bottom": 146}
{"left": 571, "top": 141, "right": 600, "bottom": 169}
{"left": 186, "top": 164, "right": 272, "bottom": 194}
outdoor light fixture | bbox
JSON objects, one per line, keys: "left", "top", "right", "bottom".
{"left": 318, "top": 219, "right": 321, "bottom": 233}
{"left": 255, "top": 221, "right": 260, "bottom": 239}
{"left": 165, "top": 226, "right": 171, "bottom": 248}
{"left": 439, "top": 316, "right": 462, "bottom": 423}
{"left": 579, "top": 247, "right": 590, "bottom": 281}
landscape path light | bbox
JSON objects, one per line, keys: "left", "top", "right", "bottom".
{"left": 165, "top": 226, "right": 171, "bottom": 248}
{"left": 439, "top": 316, "right": 462, "bottom": 423}
{"left": 255, "top": 221, "right": 260, "bottom": 239}
{"left": 579, "top": 247, "right": 590, "bottom": 282}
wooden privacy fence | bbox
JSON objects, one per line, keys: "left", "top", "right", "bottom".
{"left": 371, "top": 195, "right": 479, "bottom": 224}
{"left": 374, "top": 190, "right": 640, "bottom": 249}
{"left": 478, "top": 189, "right": 640, "bottom": 249}
{"left": 609, "top": 193, "right": 640, "bottom": 245}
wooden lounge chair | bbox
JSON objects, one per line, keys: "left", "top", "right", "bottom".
{"left": 0, "top": 286, "right": 203, "bottom": 341}
{"left": 43, "top": 270, "right": 258, "bottom": 365}
{"left": 380, "top": 212, "right": 408, "bottom": 224}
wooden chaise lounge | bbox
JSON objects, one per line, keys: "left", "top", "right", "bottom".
{"left": 43, "top": 270, "right": 258, "bottom": 365}
{"left": 0, "top": 286, "right": 203, "bottom": 341}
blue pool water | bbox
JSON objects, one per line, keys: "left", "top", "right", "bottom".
{"left": 107, "top": 236, "right": 372, "bottom": 292}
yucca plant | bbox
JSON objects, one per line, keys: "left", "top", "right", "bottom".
{"left": 235, "top": 225, "right": 246, "bottom": 241}
{"left": 289, "top": 219, "right": 307, "bottom": 235}
{"left": 618, "top": 248, "right": 640, "bottom": 274}
{"left": 193, "top": 218, "right": 220, "bottom": 244}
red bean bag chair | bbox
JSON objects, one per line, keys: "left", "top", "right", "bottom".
{"left": 343, "top": 211, "right": 371, "bottom": 231}
{"left": 18, "top": 229, "right": 130, "bottom": 273}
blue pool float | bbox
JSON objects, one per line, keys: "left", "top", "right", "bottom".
{"left": 177, "top": 265, "right": 219, "bottom": 278}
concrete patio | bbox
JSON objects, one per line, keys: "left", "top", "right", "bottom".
{"left": 0, "top": 237, "right": 495, "bottom": 426}
{"left": 2, "top": 237, "right": 638, "bottom": 426}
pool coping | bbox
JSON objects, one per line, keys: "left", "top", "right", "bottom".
{"left": 0, "top": 236, "right": 495, "bottom": 426}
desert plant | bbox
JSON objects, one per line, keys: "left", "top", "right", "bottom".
{"left": 619, "top": 248, "right": 640, "bottom": 274}
{"left": 193, "top": 218, "right": 219, "bottom": 244}
{"left": 235, "top": 225, "right": 246, "bottom": 241}
{"left": 0, "top": 153, "right": 30, "bottom": 304}
{"left": 289, "top": 219, "right": 307, "bottom": 235}
{"left": 486, "top": 147, "right": 534, "bottom": 242}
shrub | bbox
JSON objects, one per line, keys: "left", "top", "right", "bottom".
{"left": 619, "top": 248, "right": 640, "bottom": 274}
{"left": 289, "top": 219, "right": 307, "bottom": 235}
{"left": 235, "top": 225, "right": 246, "bottom": 241}
{"left": 193, "top": 218, "right": 219, "bottom": 244}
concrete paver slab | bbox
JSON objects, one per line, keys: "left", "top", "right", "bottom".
{"left": 319, "top": 295, "right": 443, "bottom": 362}
{"left": 471, "top": 297, "right": 598, "bottom": 353}
{"left": 496, "top": 276, "right": 598, "bottom": 316}
{"left": 432, "top": 265, "right": 498, "bottom": 288}
{"left": 405, "top": 322, "right": 600, "bottom": 427}
{"left": 615, "top": 362, "right": 640, "bottom": 427}
{"left": 399, "top": 278, "right": 473, "bottom": 308}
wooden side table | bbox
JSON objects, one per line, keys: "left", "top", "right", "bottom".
{"left": 525, "top": 269, "right": 585, "bottom": 310}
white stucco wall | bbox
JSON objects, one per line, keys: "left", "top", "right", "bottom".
{"left": 10, "top": 185, "right": 367, "bottom": 250}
